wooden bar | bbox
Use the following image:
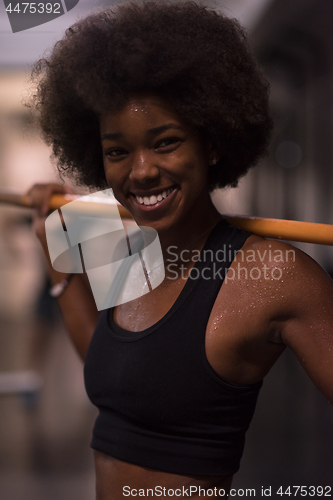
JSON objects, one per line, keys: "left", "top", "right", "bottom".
{"left": 1, "top": 189, "right": 333, "bottom": 245}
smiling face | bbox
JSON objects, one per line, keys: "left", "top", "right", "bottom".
{"left": 100, "top": 95, "right": 217, "bottom": 237}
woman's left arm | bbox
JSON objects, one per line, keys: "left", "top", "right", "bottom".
{"left": 280, "top": 247, "right": 333, "bottom": 403}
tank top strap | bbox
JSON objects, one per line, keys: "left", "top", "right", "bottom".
{"left": 183, "top": 217, "right": 252, "bottom": 298}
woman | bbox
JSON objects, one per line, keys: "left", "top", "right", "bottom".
{"left": 26, "top": 2, "right": 333, "bottom": 499}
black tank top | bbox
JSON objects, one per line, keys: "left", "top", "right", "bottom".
{"left": 84, "top": 219, "right": 262, "bottom": 476}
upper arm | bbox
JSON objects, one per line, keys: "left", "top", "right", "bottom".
{"left": 207, "top": 237, "right": 333, "bottom": 392}
{"left": 278, "top": 247, "right": 333, "bottom": 403}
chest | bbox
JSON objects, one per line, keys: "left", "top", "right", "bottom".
{"left": 112, "top": 263, "right": 284, "bottom": 386}
{"left": 112, "top": 272, "right": 245, "bottom": 382}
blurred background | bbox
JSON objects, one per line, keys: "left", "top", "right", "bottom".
{"left": 0, "top": 0, "right": 332, "bottom": 498}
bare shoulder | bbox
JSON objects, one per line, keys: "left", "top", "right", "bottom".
{"left": 228, "top": 235, "right": 333, "bottom": 328}
{"left": 235, "top": 235, "right": 333, "bottom": 302}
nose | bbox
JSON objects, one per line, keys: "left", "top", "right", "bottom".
{"left": 129, "top": 150, "right": 160, "bottom": 185}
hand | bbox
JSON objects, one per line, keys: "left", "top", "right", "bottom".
{"left": 25, "top": 183, "right": 75, "bottom": 245}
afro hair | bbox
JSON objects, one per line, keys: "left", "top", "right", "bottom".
{"left": 30, "top": 1, "right": 273, "bottom": 191}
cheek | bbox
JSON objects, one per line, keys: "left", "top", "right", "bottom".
{"left": 103, "top": 167, "right": 112, "bottom": 187}
{"left": 187, "top": 159, "right": 210, "bottom": 184}
{"left": 104, "top": 172, "right": 120, "bottom": 193}
{"left": 180, "top": 143, "right": 209, "bottom": 177}
{"left": 104, "top": 164, "right": 122, "bottom": 184}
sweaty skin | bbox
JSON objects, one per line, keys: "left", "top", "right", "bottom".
{"left": 29, "top": 95, "right": 333, "bottom": 500}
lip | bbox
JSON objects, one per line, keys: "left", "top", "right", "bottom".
{"left": 130, "top": 186, "right": 178, "bottom": 212}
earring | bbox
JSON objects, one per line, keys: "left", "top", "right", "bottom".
{"left": 211, "top": 157, "right": 218, "bottom": 165}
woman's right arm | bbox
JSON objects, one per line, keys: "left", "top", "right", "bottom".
{"left": 27, "top": 183, "right": 99, "bottom": 361}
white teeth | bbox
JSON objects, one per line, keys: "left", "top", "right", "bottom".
{"left": 135, "top": 188, "right": 175, "bottom": 206}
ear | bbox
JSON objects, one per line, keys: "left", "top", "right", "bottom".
{"left": 207, "top": 142, "right": 219, "bottom": 166}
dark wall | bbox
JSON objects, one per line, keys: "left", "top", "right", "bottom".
{"left": 233, "top": 1, "right": 333, "bottom": 496}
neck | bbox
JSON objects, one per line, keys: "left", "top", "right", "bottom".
{"left": 158, "top": 197, "right": 222, "bottom": 259}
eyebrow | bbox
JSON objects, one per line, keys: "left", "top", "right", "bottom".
{"left": 147, "top": 123, "right": 184, "bottom": 135}
{"left": 101, "top": 123, "right": 184, "bottom": 142}
{"left": 101, "top": 132, "right": 123, "bottom": 141}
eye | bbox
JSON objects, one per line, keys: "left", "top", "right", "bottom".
{"left": 105, "top": 148, "right": 128, "bottom": 159}
{"left": 155, "top": 137, "right": 182, "bottom": 151}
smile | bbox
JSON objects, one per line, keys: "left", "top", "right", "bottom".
{"left": 134, "top": 187, "right": 176, "bottom": 207}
